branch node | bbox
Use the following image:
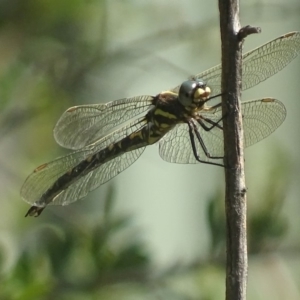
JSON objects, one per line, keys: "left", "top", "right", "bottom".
{"left": 238, "top": 26, "right": 261, "bottom": 41}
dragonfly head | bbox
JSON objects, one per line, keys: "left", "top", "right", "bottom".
{"left": 178, "top": 79, "right": 211, "bottom": 108}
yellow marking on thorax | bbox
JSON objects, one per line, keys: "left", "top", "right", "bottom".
{"left": 154, "top": 109, "right": 177, "bottom": 119}
{"left": 159, "top": 123, "right": 171, "bottom": 129}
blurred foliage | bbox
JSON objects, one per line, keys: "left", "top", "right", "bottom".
{"left": 0, "top": 190, "right": 151, "bottom": 300}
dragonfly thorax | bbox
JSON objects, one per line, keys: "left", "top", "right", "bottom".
{"left": 178, "top": 79, "right": 211, "bottom": 108}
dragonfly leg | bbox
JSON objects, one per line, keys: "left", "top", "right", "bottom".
{"left": 196, "top": 104, "right": 227, "bottom": 130}
{"left": 187, "top": 120, "right": 224, "bottom": 167}
{"left": 197, "top": 116, "right": 224, "bottom": 131}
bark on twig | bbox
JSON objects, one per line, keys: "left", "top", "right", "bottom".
{"left": 218, "top": 1, "right": 259, "bottom": 300}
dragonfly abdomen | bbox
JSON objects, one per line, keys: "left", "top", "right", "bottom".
{"left": 26, "top": 127, "right": 150, "bottom": 217}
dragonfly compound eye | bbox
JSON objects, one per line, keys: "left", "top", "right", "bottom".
{"left": 178, "top": 80, "right": 197, "bottom": 106}
{"left": 178, "top": 80, "right": 209, "bottom": 106}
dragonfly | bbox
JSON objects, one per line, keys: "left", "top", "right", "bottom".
{"left": 21, "top": 31, "right": 300, "bottom": 217}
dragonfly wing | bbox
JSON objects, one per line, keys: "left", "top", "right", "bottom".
{"left": 21, "top": 148, "right": 93, "bottom": 206}
{"left": 241, "top": 31, "right": 300, "bottom": 91}
{"left": 159, "top": 98, "right": 286, "bottom": 164}
{"left": 170, "top": 31, "right": 300, "bottom": 96}
{"left": 241, "top": 98, "right": 286, "bottom": 147}
{"left": 54, "top": 95, "right": 154, "bottom": 150}
{"left": 159, "top": 119, "right": 224, "bottom": 164}
{"left": 41, "top": 148, "right": 145, "bottom": 207}
{"left": 21, "top": 117, "right": 147, "bottom": 206}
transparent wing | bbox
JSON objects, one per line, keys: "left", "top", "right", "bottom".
{"left": 171, "top": 32, "right": 300, "bottom": 96}
{"left": 54, "top": 95, "right": 154, "bottom": 150}
{"left": 159, "top": 98, "right": 286, "bottom": 164}
{"left": 21, "top": 117, "right": 147, "bottom": 206}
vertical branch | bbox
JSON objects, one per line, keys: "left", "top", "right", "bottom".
{"left": 218, "top": 1, "right": 259, "bottom": 300}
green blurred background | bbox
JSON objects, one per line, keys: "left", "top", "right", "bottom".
{"left": 0, "top": 0, "right": 299, "bottom": 299}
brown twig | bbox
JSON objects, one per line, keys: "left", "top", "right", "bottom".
{"left": 218, "top": 1, "right": 260, "bottom": 300}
